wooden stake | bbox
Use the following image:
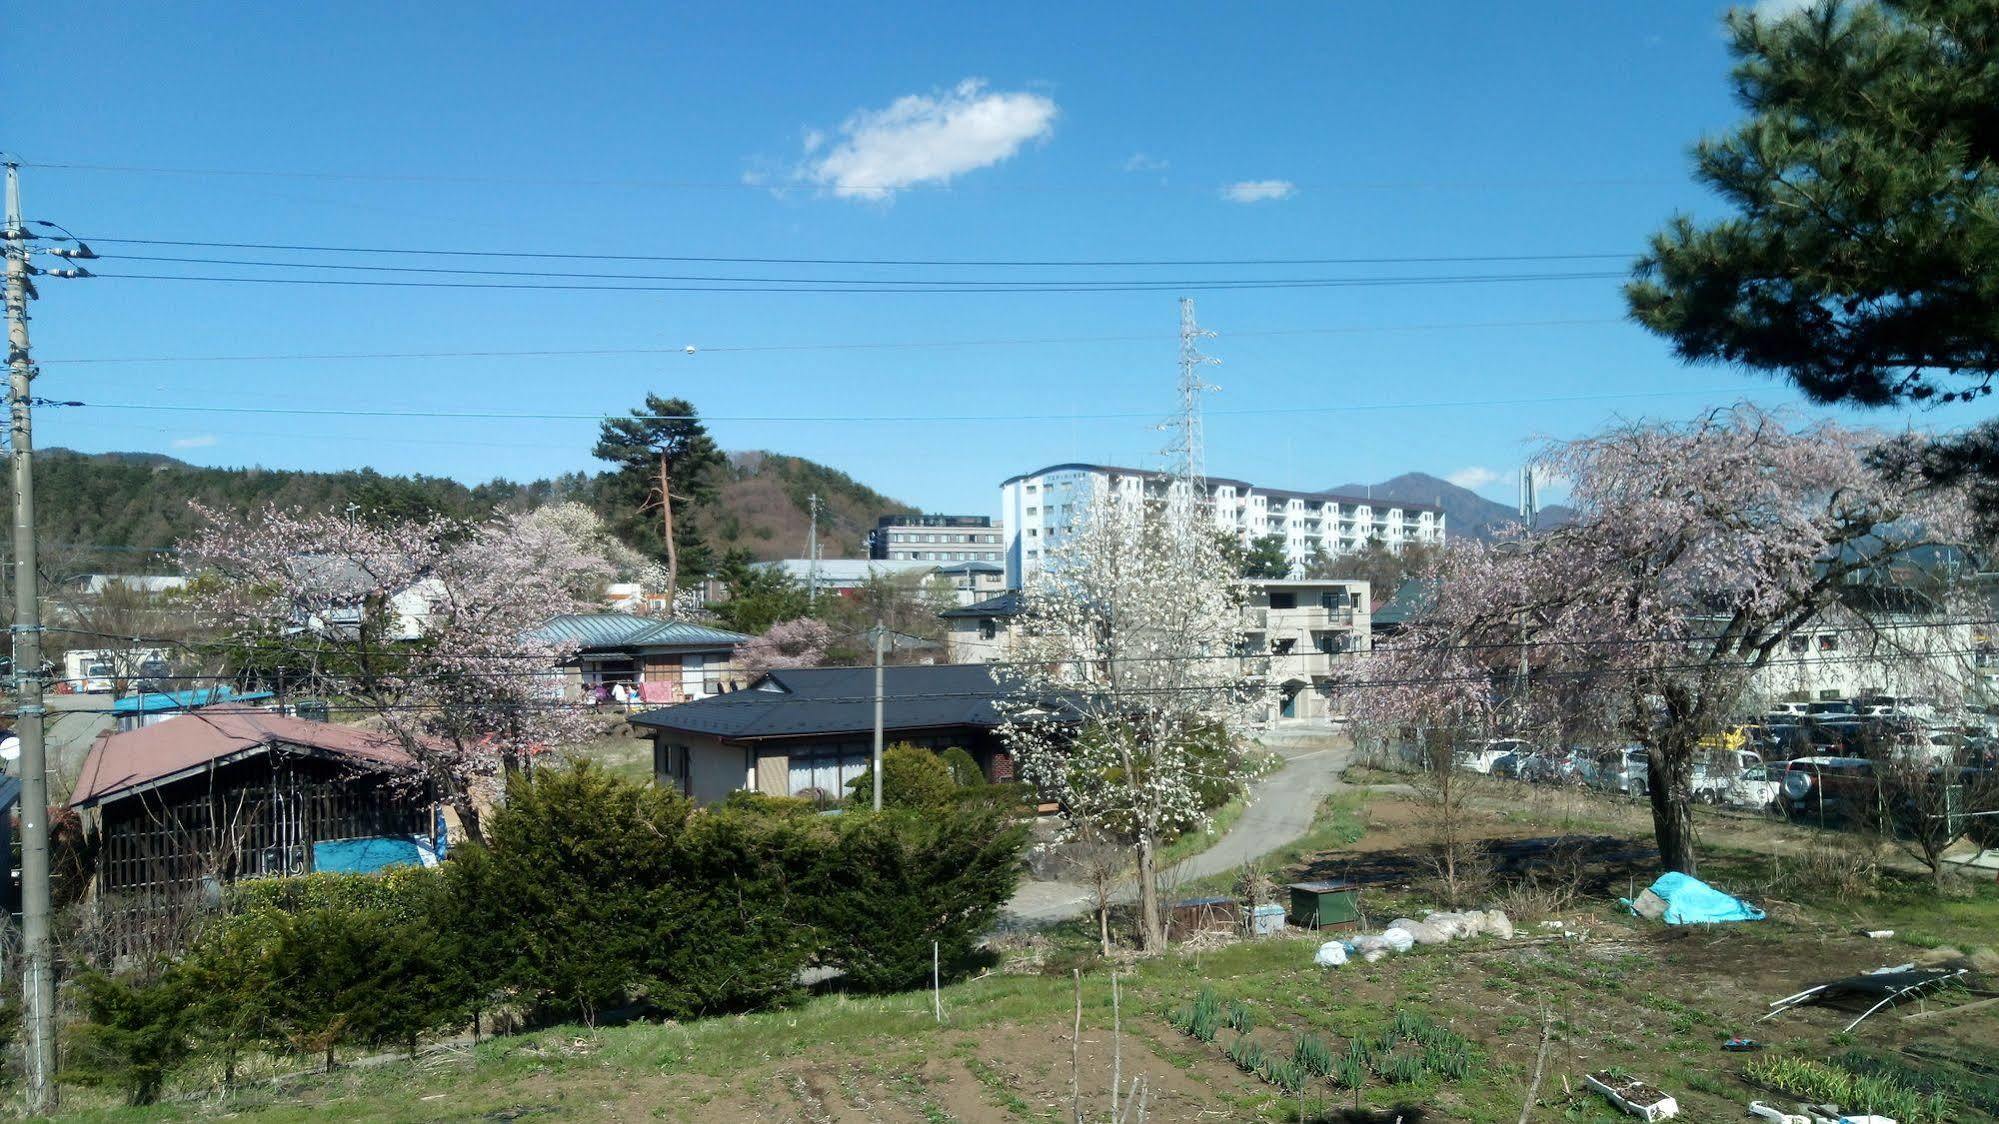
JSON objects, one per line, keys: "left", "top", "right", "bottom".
{"left": 932, "top": 941, "right": 942, "bottom": 1023}
{"left": 1518, "top": 1010, "right": 1554, "bottom": 1124}
{"left": 1111, "top": 972, "right": 1122, "bottom": 1123}
{"left": 1071, "top": 969, "right": 1083, "bottom": 1124}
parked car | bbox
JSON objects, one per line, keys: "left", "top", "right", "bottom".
{"left": 1489, "top": 750, "right": 1528, "bottom": 780}
{"left": 1457, "top": 738, "right": 1530, "bottom": 775}
{"left": 1694, "top": 762, "right": 1782, "bottom": 812}
{"left": 1766, "top": 702, "right": 1811, "bottom": 719}
{"left": 1779, "top": 756, "right": 1876, "bottom": 821}
{"left": 1596, "top": 747, "right": 1652, "bottom": 797}
{"left": 1806, "top": 699, "right": 1858, "bottom": 719}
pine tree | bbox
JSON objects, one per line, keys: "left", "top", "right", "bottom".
{"left": 591, "top": 395, "right": 726, "bottom": 604}
{"left": 1629, "top": 0, "right": 1999, "bottom": 515}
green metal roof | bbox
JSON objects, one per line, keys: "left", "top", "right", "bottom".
{"left": 533, "top": 613, "right": 750, "bottom": 651}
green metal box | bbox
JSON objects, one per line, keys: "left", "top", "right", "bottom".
{"left": 1286, "top": 880, "right": 1361, "bottom": 931}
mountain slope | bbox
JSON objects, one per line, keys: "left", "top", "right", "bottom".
{"left": 702, "top": 451, "right": 916, "bottom": 561}
{"left": 1331, "top": 471, "right": 1572, "bottom": 541}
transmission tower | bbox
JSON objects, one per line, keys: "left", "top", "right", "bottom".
{"left": 1163, "top": 297, "right": 1219, "bottom": 523}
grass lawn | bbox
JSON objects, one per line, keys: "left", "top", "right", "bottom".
{"left": 57, "top": 786, "right": 1999, "bottom": 1122}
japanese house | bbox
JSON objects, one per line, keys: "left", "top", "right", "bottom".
{"left": 532, "top": 613, "right": 751, "bottom": 704}
{"left": 632, "top": 663, "right": 1020, "bottom": 803}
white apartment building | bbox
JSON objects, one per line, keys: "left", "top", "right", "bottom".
{"left": 999, "top": 463, "right": 1446, "bottom": 588}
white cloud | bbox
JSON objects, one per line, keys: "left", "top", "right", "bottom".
{"left": 172, "top": 434, "right": 217, "bottom": 449}
{"left": 1221, "top": 179, "right": 1295, "bottom": 204}
{"left": 1123, "top": 152, "right": 1169, "bottom": 173}
{"left": 1446, "top": 466, "right": 1501, "bottom": 490}
{"left": 798, "top": 79, "right": 1058, "bottom": 201}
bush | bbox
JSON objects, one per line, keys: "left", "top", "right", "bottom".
{"left": 446, "top": 761, "right": 689, "bottom": 1025}
{"left": 846, "top": 744, "right": 958, "bottom": 810}
{"left": 644, "top": 800, "right": 823, "bottom": 1017}
{"left": 937, "top": 746, "right": 985, "bottom": 787}
{"left": 65, "top": 967, "right": 195, "bottom": 1105}
{"left": 264, "top": 905, "right": 460, "bottom": 1068}
{"left": 812, "top": 804, "right": 1027, "bottom": 993}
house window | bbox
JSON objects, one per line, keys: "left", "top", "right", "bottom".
{"left": 1819, "top": 635, "right": 1839, "bottom": 652}
{"left": 980, "top": 619, "right": 998, "bottom": 640}
{"left": 1269, "top": 592, "right": 1297, "bottom": 610}
{"left": 787, "top": 743, "right": 871, "bottom": 801}
{"left": 1272, "top": 638, "right": 1296, "bottom": 655}
{"left": 1788, "top": 635, "right": 1808, "bottom": 654}
{"left": 1319, "top": 591, "right": 1348, "bottom": 611}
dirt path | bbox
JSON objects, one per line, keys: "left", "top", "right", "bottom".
{"left": 1002, "top": 727, "right": 1353, "bottom": 926}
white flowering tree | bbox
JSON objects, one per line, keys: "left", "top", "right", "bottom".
{"left": 1000, "top": 495, "right": 1268, "bottom": 951}
{"left": 181, "top": 503, "right": 615, "bottom": 836}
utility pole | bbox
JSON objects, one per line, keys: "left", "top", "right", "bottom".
{"left": 805, "top": 493, "right": 821, "bottom": 607}
{"left": 871, "top": 620, "right": 885, "bottom": 812}
{"left": 1513, "top": 465, "right": 1539, "bottom": 726}
{"left": 6, "top": 158, "right": 59, "bottom": 1114}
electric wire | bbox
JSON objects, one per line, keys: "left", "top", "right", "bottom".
{"left": 37, "top": 317, "right": 1629, "bottom": 367}
{"left": 74, "top": 235, "right": 1636, "bottom": 269}
{"left": 87, "top": 268, "right": 1629, "bottom": 295}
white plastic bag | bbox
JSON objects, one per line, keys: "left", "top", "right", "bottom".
{"left": 1314, "top": 940, "right": 1348, "bottom": 967}
{"left": 1381, "top": 927, "right": 1415, "bottom": 953}
{"left": 1484, "top": 909, "right": 1515, "bottom": 939}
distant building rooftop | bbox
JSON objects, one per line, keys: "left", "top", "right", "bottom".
{"left": 531, "top": 613, "right": 749, "bottom": 651}
{"left": 1000, "top": 463, "right": 1445, "bottom": 514}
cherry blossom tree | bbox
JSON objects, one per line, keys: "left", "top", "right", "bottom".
{"left": 1346, "top": 406, "right": 1983, "bottom": 875}
{"left": 180, "top": 503, "right": 614, "bottom": 836}
{"left": 999, "top": 495, "right": 1269, "bottom": 952}
{"left": 737, "top": 617, "right": 834, "bottom": 677}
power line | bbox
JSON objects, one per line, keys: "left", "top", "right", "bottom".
{"left": 103, "top": 251, "right": 1630, "bottom": 289}
{"left": 56, "top": 385, "right": 1775, "bottom": 425}
{"left": 75, "top": 234, "right": 1635, "bottom": 269}
{"left": 87, "top": 268, "right": 1628, "bottom": 295}
{"left": 38, "top": 317, "right": 1628, "bottom": 367}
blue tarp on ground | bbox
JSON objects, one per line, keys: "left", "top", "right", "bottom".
{"left": 1623, "top": 871, "right": 1766, "bottom": 924}
{"left": 312, "top": 836, "right": 440, "bottom": 874}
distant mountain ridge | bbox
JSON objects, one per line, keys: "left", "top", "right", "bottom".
{"left": 1330, "top": 471, "right": 1573, "bottom": 541}
{"left": 35, "top": 447, "right": 915, "bottom": 568}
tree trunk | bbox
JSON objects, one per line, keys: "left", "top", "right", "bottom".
{"left": 451, "top": 791, "right": 483, "bottom": 846}
{"left": 1135, "top": 831, "right": 1165, "bottom": 952}
{"left": 1098, "top": 903, "right": 1111, "bottom": 957}
{"left": 1647, "top": 741, "right": 1698, "bottom": 875}
{"left": 658, "top": 453, "right": 679, "bottom": 609}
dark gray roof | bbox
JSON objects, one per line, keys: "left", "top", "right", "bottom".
{"left": 532, "top": 613, "right": 750, "bottom": 651}
{"left": 1370, "top": 579, "right": 1436, "bottom": 629}
{"left": 631, "top": 664, "right": 1012, "bottom": 742}
{"left": 939, "top": 590, "right": 1026, "bottom": 619}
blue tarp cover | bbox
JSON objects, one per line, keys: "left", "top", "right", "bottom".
{"left": 1624, "top": 871, "right": 1766, "bottom": 924}
{"left": 312, "top": 836, "right": 439, "bottom": 874}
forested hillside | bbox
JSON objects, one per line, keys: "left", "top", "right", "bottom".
{"left": 37, "top": 448, "right": 915, "bottom": 569}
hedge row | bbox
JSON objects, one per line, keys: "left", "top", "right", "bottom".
{"left": 67, "top": 761, "right": 1028, "bottom": 1103}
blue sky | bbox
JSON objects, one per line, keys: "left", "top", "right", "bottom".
{"left": 7, "top": 0, "right": 1979, "bottom": 518}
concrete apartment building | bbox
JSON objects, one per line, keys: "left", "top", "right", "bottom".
{"left": 938, "top": 579, "right": 1372, "bottom": 723}
{"left": 1244, "top": 578, "right": 1372, "bottom": 721}
{"left": 999, "top": 464, "right": 1445, "bottom": 588}
{"left": 869, "top": 515, "right": 1006, "bottom": 564}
